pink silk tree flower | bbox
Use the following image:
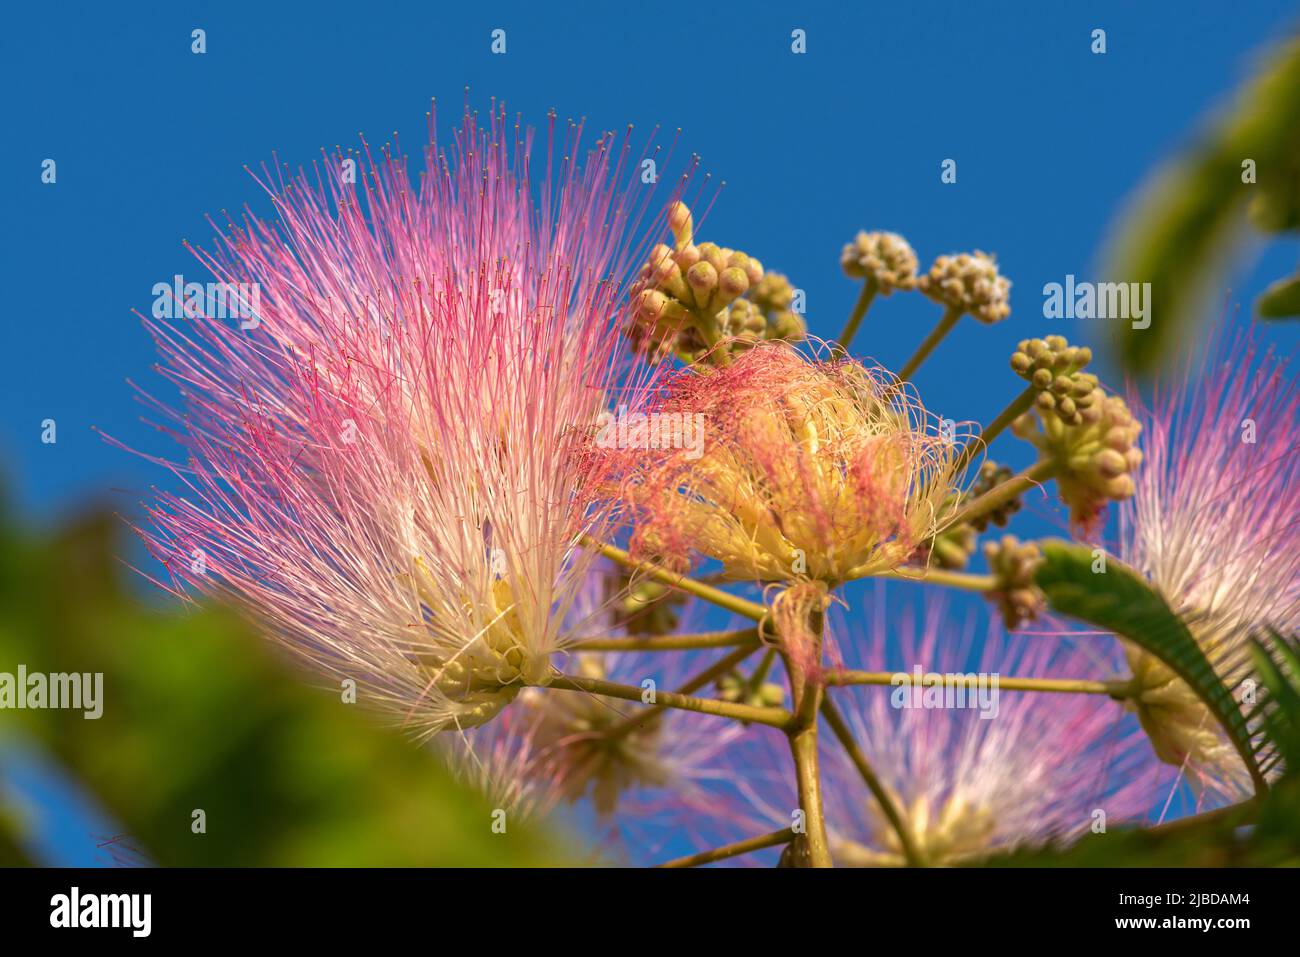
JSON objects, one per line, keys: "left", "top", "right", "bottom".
{"left": 1119, "top": 328, "right": 1300, "bottom": 798}
{"left": 123, "top": 104, "right": 686, "bottom": 737}
{"left": 609, "top": 340, "right": 967, "bottom": 585}
{"left": 704, "top": 602, "right": 1167, "bottom": 866}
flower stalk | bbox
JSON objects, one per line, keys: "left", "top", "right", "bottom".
{"left": 820, "top": 694, "right": 923, "bottom": 866}
{"left": 834, "top": 279, "right": 879, "bottom": 356}
{"left": 541, "top": 671, "right": 793, "bottom": 729}
{"left": 897, "top": 305, "right": 962, "bottom": 381}
{"left": 580, "top": 537, "right": 770, "bottom": 623}
{"left": 868, "top": 566, "right": 998, "bottom": 592}
{"left": 952, "top": 382, "right": 1039, "bottom": 475}
{"left": 605, "top": 643, "right": 763, "bottom": 740}
{"left": 782, "top": 605, "right": 833, "bottom": 867}
{"left": 568, "top": 628, "right": 760, "bottom": 653}
{"left": 938, "top": 459, "right": 1056, "bottom": 537}
{"left": 658, "top": 827, "right": 797, "bottom": 868}
{"left": 825, "top": 671, "right": 1136, "bottom": 697}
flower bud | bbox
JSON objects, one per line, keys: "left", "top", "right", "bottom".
{"left": 719, "top": 265, "right": 751, "bottom": 302}
{"left": 918, "top": 251, "right": 1011, "bottom": 323}
{"left": 983, "top": 535, "right": 1045, "bottom": 629}
{"left": 686, "top": 260, "right": 719, "bottom": 305}
{"left": 668, "top": 200, "right": 693, "bottom": 248}
{"left": 1013, "top": 386, "right": 1142, "bottom": 527}
{"left": 840, "top": 230, "right": 919, "bottom": 294}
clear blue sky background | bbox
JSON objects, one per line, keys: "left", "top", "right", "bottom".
{"left": 2, "top": 0, "right": 1298, "bottom": 865}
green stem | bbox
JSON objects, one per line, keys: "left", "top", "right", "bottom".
{"left": 781, "top": 606, "right": 833, "bottom": 868}
{"left": 820, "top": 695, "right": 923, "bottom": 866}
{"left": 568, "top": 628, "right": 759, "bottom": 653}
{"left": 952, "top": 383, "right": 1038, "bottom": 475}
{"left": 937, "top": 459, "right": 1056, "bottom": 536}
{"left": 741, "top": 647, "right": 778, "bottom": 699}
{"left": 689, "top": 308, "right": 731, "bottom": 367}
{"left": 658, "top": 827, "right": 796, "bottom": 868}
{"left": 606, "top": 643, "right": 762, "bottom": 739}
{"left": 834, "top": 279, "right": 879, "bottom": 357}
{"left": 825, "top": 671, "right": 1135, "bottom": 697}
{"left": 867, "top": 566, "right": 998, "bottom": 592}
{"left": 581, "top": 536, "right": 769, "bottom": 624}
{"left": 788, "top": 724, "right": 833, "bottom": 867}
{"left": 897, "top": 305, "right": 962, "bottom": 381}
{"left": 542, "top": 671, "right": 792, "bottom": 729}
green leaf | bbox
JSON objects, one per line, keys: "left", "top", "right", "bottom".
{"left": 0, "top": 792, "right": 35, "bottom": 865}
{"left": 0, "top": 509, "right": 571, "bottom": 866}
{"left": 1257, "top": 273, "right": 1300, "bottom": 319}
{"left": 1034, "top": 540, "right": 1268, "bottom": 794}
{"left": 1249, "top": 632, "right": 1300, "bottom": 775}
{"left": 1101, "top": 36, "right": 1300, "bottom": 374}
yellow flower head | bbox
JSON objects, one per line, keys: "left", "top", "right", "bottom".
{"left": 613, "top": 341, "right": 966, "bottom": 583}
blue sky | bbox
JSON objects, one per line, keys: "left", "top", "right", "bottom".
{"left": 2, "top": 1, "right": 1298, "bottom": 865}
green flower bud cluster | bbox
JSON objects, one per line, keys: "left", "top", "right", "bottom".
{"left": 750, "top": 272, "right": 794, "bottom": 313}
{"left": 701, "top": 274, "right": 807, "bottom": 358}
{"left": 1012, "top": 387, "right": 1143, "bottom": 525}
{"left": 716, "top": 671, "right": 786, "bottom": 710}
{"left": 748, "top": 272, "right": 808, "bottom": 344}
{"left": 628, "top": 202, "right": 804, "bottom": 363}
{"left": 840, "top": 231, "right": 919, "bottom": 294}
{"left": 982, "top": 535, "right": 1045, "bottom": 629}
{"left": 966, "top": 461, "right": 1021, "bottom": 532}
{"left": 1010, "top": 336, "right": 1098, "bottom": 426}
{"left": 913, "top": 460, "right": 1018, "bottom": 570}
{"left": 917, "top": 251, "right": 1011, "bottom": 324}
{"left": 606, "top": 571, "right": 687, "bottom": 636}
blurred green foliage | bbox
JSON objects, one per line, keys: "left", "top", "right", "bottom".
{"left": 1103, "top": 34, "right": 1300, "bottom": 375}
{"left": 0, "top": 506, "right": 570, "bottom": 866}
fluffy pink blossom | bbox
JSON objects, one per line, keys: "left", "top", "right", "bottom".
{"left": 122, "top": 104, "right": 690, "bottom": 736}
{"left": 611, "top": 340, "right": 966, "bottom": 584}
{"left": 1119, "top": 327, "right": 1300, "bottom": 797}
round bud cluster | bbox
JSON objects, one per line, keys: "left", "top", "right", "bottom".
{"left": 840, "top": 230, "right": 919, "bottom": 294}
{"left": 1010, "top": 335, "right": 1092, "bottom": 380}
{"left": 1033, "top": 373, "right": 1102, "bottom": 428}
{"left": 1012, "top": 388, "right": 1143, "bottom": 526}
{"left": 918, "top": 251, "right": 1011, "bottom": 324}
{"left": 967, "top": 461, "right": 1022, "bottom": 532}
{"left": 1010, "top": 336, "right": 1098, "bottom": 426}
{"left": 983, "top": 535, "right": 1045, "bottom": 629}
{"left": 750, "top": 272, "right": 794, "bottom": 313}
{"left": 720, "top": 298, "right": 768, "bottom": 349}
{"left": 627, "top": 201, "right": 805, "bottom": 363}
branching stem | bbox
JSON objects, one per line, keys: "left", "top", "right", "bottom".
{"left": 658, "top": 827, "right": 796, "bottom": 868}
